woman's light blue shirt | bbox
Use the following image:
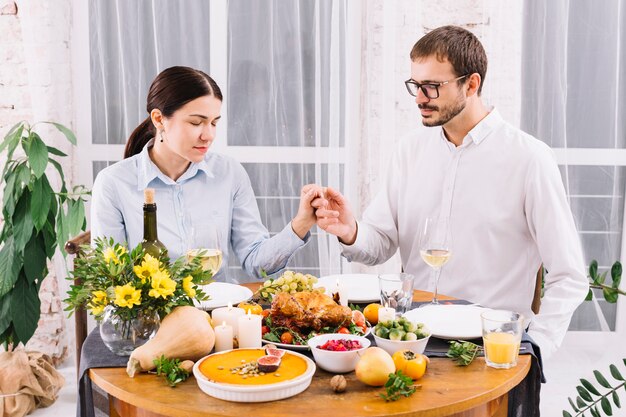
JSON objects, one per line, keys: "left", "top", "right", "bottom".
{"left": 90, "top": 140, "right": 309, "bottom": 282}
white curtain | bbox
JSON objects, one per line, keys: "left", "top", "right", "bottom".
{"left": 521, "top": 0, "right": 626, "bottom": 331}
{"left": 87, "top": 0, "right": 347, "bottom": 282}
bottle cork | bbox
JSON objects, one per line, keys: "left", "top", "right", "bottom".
{"left": 144, "top": 188, "right": 155, "bottom": 204}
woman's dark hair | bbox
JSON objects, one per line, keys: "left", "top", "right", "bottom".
{"left": 124, "top": 66, "right": 223, "bottom": 158}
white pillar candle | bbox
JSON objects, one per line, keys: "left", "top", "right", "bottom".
{"left": 237, "top": 310, "right": 262, "bottom": 349}
{"left": 378, "top": 306, "right": 396, "bottom": 323}
{"left": 336, "top": 279, "right": 348, "bottom": 306}
{"left": 214, "top": 321, "right": 233, "bottom": 352}
{"left": 211, "top": 303, "right": 246, "bottom": 338}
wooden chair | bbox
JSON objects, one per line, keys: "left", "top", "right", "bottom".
{"left": 531, "top": 265, "right": 544, "bottom": 315}
{"left": 64, "top": 230, "right": 91, "bottom": 373}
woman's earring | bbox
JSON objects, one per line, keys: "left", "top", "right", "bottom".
{"left": 160, "top": 130, "right": 165, "bottom": 143}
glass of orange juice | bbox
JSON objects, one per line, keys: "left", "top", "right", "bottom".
{"left": 481, "top": 310, "right": 523, "bottom": 369}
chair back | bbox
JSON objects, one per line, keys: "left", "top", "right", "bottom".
{"left": 65, "top": 230, "right": 91, "bottom": 376}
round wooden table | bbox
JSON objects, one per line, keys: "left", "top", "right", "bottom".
{"left": 89, "top": 285, "right": 531, "bottom": 417}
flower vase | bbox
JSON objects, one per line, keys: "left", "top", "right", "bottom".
{"left": 100, "top": 306, "right": 160, "bottom": 356}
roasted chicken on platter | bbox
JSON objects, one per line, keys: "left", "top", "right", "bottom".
{"left": 270, "top": 291, "right": 352, "bottom": 332}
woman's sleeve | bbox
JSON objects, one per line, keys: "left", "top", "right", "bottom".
{"left": 90, "top": 171, "right": 127, "bottom": 246}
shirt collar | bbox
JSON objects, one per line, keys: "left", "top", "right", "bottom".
{"left": 467, "top": 107, "right": 503, "bottom": 145}
{"left": 439, "top": 107, "right": 503, "bottom": 150}
{"left": 136, "top": 139, "right": 214, "bottom": 190}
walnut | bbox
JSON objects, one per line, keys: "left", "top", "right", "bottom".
{"left": 330, "top": 375, "right": 347, "bottom": 393}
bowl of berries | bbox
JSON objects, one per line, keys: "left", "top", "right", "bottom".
{"left": 307, "top": 333, "right": 371, "bottom": 373}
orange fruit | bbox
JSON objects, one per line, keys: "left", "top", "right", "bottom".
{"left": 363, "top": 303, "right": 381, "bottom": 325}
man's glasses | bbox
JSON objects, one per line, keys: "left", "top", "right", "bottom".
{"left": 404, "top": 74, "right": 469, "bottom": 99}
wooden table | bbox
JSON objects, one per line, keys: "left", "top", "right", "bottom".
{"left": 89, "top": 285, "right": 531, "bottom": 417}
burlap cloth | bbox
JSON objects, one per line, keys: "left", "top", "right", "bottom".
{"left": 0, "top": 350, "right": 65, "bottom": 417}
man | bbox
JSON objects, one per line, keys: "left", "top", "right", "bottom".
{"left": 312, "top": 25, "right": 588, "bottom": 358}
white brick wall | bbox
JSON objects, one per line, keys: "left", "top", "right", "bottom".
{"left": 0, "top": 0, "right": 75, "bottom": 363}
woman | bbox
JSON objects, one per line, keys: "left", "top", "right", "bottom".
{"left": 91, "top": 66, "right": 320, "bottom": 281}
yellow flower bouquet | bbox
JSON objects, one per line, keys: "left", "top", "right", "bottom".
{"left": 65, "top": 237, "right": 213, "bottom": 355}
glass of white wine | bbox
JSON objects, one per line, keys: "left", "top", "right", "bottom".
{"left": 419, "top": 217, "right": 451, "bottom": 305}
{"left": 186, "top": 221, "right": 223, "bottom": 282}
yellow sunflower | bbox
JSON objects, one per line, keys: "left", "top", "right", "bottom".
{"left": 148, "top": 270, "right": 177, "bottom": 299}
{"left": 133, "top": 253, "right": 160, "bottom": 282}
{"left": 182, "top": 275, "right": 196, "bottom": 298}
{"left": 113, "top": 284, "right": 142, "bottom": 308}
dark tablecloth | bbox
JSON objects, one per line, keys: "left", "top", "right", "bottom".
{"left": 78, "top": 299, "right": 544, "bottom": 417}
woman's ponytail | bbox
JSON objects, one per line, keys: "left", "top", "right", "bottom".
{"left": 124, "top": 117, "right": 154, "bottom": 158}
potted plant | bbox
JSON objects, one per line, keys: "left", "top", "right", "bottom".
{"left": 0, "top": 121, "right": 88, "bottom": 413}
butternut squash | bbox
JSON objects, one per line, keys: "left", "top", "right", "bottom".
{"left": 126, "top": 306, "right": 215, "bottom": 377}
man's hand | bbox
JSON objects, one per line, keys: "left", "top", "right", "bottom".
{"left": 311, "top": 186, "right": 358, "bottom": 245}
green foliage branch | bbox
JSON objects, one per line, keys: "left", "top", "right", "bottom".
{"left": 563, "top": 359, "right": 626, "bottom": 417}
{"left": 0, "top": 121, "right": 89, "bottom": 350}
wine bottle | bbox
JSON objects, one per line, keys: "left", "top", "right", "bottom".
{"left": 141, "top": 188, "right": 168, "bottom": 259}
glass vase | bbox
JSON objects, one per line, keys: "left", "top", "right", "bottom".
{"left": 99, "top": 306, "right": 160, "bottom": 356}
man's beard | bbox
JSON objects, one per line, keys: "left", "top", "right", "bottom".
{"left": 419, "top": 93, "right": 466, "bottom": 127}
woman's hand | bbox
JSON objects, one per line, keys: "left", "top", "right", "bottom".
{"left": 291, "top": 184, "right": 325, "bottom": 239}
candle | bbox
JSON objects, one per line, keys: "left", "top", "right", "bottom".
{"left": 336, "top": 279, "right": 348, "bottom": 306}
{"left": 211, "top": 302, "right": 245, "bottom": 337}
{"left": 214, "top": 321, "right": 233, "bottom": 352}
{"left": 378, "top": 306, "right": 396, "bottom": 323}
{"left": 237, "top": 310, "right": 262, "bottom": 349}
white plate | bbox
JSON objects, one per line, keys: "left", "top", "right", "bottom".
{"left": 261, "top": 326, "right": 372, "bottom": 351}
{"left": 403, "top": 304, "right": 491, "bottom": 340}
{"left": 315, "top": 274, "right": 380, "bottom": 303}
{"left": 196, "top": 282, "right": 253, "bottom": 310}
{"left": 193, "top": 349, "right": 316, "bottom": 402}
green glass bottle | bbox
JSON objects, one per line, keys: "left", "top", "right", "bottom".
{"left": 141, "top": 188, "right": 168, "bottom": 259}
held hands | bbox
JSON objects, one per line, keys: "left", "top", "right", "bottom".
{"left": 310, "top": 186, "right": 358, "bottom": 245}
{"left": 291, "top": 185, "right": 325, "bottom": 239}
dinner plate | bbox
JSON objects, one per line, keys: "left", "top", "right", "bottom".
{"left": 315, "top": 274, "right": 380, "bottom": 303}
{"left": 403, "top": 304, "right": 491, "bottom": 340}
{"left": 196, "top": 282, "right": 253, "bottom": 310}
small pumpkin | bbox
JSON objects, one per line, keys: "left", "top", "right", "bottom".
{"left": 126, "top": 306, "right": 215, "bottom": 377}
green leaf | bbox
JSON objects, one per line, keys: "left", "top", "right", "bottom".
{"left": 590, "top": 405, "right": 600, "bottom": 417}
{"left": 612, "top": 390, "right": 621, "bottom": 408}
{"left": 24, "top": 233, "right": 47, "bottom": 285}
{"left": 581, "top": 379, "right": 601, "bottom": 396}
{"left": 10, "top": 276, "right": 41, "bottom": 345}
{"left": 611, "top": 261, "right": 622, "bottom": 289}
{"left": 577, "top": 386, "right": 593, "bottom": 402}
{"left": 609, "top": 364, "right": 623, "bottom": 381}
{"left": 585, "top": 289, "right": 593, "bottom": 301}
{"left": 562, "top": 412, "right": 572, "bottom": 417}
{"left": 577, "top": 396, "right": 587, "bottom": 408}
{"left": 30, "top": 175, "right": 53, "bottom": 231}
{"left": 589, "top": 260, "right": 598, "bottom": 280}
{"left": 0, "top": 238, "right": 20, "bottom": 298}
{"left": 26, "top": 132, "right": 49, "bottom": 179}
{"left": 601, "top": 396, "right": 613, "bottom": 415}
{"left": 598, "top": 271, "right": 607, "bottom": 285}
{"left": 46, "top": 146, "right": 67, "bottom": 157}
{"left": 12, "top": 192, "right": 33, "bottom": 253}
{"left": 0, "top": 294, "right": 11, "bottom": 334}
{"left": 603, "top": 288, "right": 618, "bottom": 303}
{"left": 55, "top": 207, "right": 68, "bottom": 259}
{"left": 0, "top": 123, "right": 23, "bottom": 158}
{"left": 48, "top": 159, "right": 66, "bottom": 191}
{"left": 594, "top": 370, "right": 612, "bottom": 389}
{"left": 48, "top": 122, "right": 77, "bottom": 145}
{"left": 568, "top": 397, "right": 579, "bottom": 412}
{"left": 42, "top": 219, "right": 57, "bottom": 258}
{"left": 67, "top": 198, "right": 86, "bottom": 237}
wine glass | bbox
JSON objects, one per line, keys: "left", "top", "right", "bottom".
{"left": 186, "top": 219, "right": 223, "bottom": 280}
{"left": 419, "top": 217, "right": 451, "bottom": 305}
